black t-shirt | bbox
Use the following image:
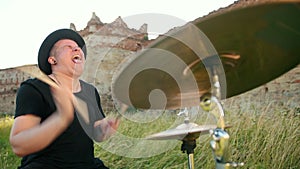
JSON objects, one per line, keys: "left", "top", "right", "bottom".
{"left": 14, "top": 78, "right": 106, "bottom": 169}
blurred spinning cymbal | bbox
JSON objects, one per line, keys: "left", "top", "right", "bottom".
{"left": 112, "top": 1, "right": 300, "bottom": 110}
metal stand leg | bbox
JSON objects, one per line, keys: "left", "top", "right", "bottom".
{"left": 188, "top": 153, "right": 194, "bottom": 169}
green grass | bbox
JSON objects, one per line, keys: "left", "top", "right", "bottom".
{"left": 1, "top": 102, "right": 299, "bottom": 169}
{"left": 0, "top": 115, "right": 20, "bottom": 169}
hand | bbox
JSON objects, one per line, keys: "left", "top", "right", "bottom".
{"left": 48, "top": 75, "right": 74, "bottom": 124}
{"left": 93, "top": 117, "right": 120, "bottom": 141}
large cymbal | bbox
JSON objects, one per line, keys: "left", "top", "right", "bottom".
{"left": 112, "top": 1, "right": 300, "bottom": 110}
{"left": 195, "top": 1, "right": 300, "bottom": 98}
{"left": 145, "top": 123, "right": 217, "bottom": 141}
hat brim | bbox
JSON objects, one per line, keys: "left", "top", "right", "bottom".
{"left": 38, "top": 28, "right": 87, "bottom": 75}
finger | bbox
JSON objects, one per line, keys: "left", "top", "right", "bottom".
{"left": 115, "top": 118, "right": 120, "bottom": 126}
{"left": 116, "top": 103, "right": 128, "bottom": 120}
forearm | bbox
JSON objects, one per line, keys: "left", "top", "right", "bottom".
{"left": 10, "top": 112, "right": 71, "bottom": 157}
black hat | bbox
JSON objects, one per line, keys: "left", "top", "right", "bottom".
{"left": 38, "top": 28, "right": 87, "bottom": 75}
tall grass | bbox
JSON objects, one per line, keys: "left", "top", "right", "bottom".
{"left": 1, "top": 99, "right": 299, "bottom": 169}
{"left": 94, "top": 103, "right": 299, "bottom": 169}
{"left": 0, "top": 115, "right": 20, "bottom": 169}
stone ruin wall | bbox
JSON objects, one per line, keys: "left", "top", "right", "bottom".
{"left": 0, "top": 65, "right": 38, "bottom": 114}
{"left": 1, "top": 63, "right": 299, "bottom": 115}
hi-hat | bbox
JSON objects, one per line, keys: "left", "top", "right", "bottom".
{"left": 112, "top": 1, "right": 300, "bottom": 110}
{"left": 145, "top": 123, "right": 217, "bottom": 141}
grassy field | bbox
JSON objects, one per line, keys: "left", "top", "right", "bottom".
{"left": 1, "top": 99, "right": 299, "bottom": 169}
{"left": 0, "top": 115, "right": 19, "bottom": 169}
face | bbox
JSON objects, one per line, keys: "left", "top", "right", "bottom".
{"left": 49, "top": 39, "right": 85, "bottom": 77}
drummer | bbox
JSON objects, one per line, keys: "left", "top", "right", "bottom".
{"left": 9, "top": 28, "right": 120, "bottom": 169}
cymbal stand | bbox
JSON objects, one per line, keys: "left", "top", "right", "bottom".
{"left": 177, "top": 108, "right": 197, "bottom": 169}
{"left": 181, "top": 139, "right": 196, "bottom": 169}
{"left": 210, "top": 128, "right": 244, "bottom": 168}
{"left": 200, "top": 68, "right": 244, "bottom": 169}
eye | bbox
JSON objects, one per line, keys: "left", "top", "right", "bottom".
{"left": 67, "top": 45, "right": 73, "bottom": 49}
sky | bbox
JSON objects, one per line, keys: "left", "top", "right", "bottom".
{"left": 0, "top": 0, "right": 236, "bottom": 69}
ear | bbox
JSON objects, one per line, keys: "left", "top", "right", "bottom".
{"left": 48, "top": 56, "right": 57, "bottom": 65}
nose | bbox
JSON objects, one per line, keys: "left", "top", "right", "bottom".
{"left": 72, "top": 46, "right": 82, "bottom": 52}
{"left": 72, "top": 46, "right": 85, "bottom": 58}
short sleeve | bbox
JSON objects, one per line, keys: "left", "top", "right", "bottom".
{"left": 14, "top": 82, "right": 50, "bottom": 120}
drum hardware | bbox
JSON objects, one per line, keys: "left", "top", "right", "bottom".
{"left": 111, "top": 1, "right": 300, "bottom": 168}
{"left": 200, "top": 69, "right": 244, "bottom": 168}
{"left": 146, "top": 108, "right": 217, "bottom": 169}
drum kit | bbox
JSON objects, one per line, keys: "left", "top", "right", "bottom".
{"left": 112, "top": 1, "right": 300, "bottom": 168}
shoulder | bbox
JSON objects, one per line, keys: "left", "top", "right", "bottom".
{"left": 15, "top": 79, "right": 54, "bottom": 119}
{"left": 17, "top": 78, "right": 52, "bottom": 104}
{"left": 78, "top": 80, "right": 101, "bottom": 100}
{"left": 21, "top": 78, "right": 49, "bottom": 91}
{"left": 80, "top": 80, "right": 98, "bottom": 91}
{"left": 80, "top": 80, "right": 95, "bottom": 87}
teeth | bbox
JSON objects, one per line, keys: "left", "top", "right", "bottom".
{"left": 72, "top": 55, "right": 80, "bottom": 59}
{"left": 72, "top": 55, "right": 82, "bottom": 63}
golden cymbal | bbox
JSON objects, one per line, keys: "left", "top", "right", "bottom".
{"left": 112, "top": 1, "right": 300, "bottom": 110}
{"left": 145, "top": 123, "right": 217, "bottom": 141}
{"left": 194, "top": 1, "right": 300, "bottom": 98}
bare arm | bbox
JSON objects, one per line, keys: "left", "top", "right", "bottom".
{"left": 9, "top": 83, "right": 74, "bottom": 157}
{"left": 9, "top": 113, "right": 71, "bottom": 157}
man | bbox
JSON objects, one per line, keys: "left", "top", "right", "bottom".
{"left": 9, "top": 28, "right": 120, "bottom": 169}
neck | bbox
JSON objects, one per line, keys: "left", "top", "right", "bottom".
{"left": 49, "top": 72, "right": 81, "bottom": 93}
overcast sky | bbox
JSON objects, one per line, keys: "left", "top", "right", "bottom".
{"left": 0, "top": 0, "right": 236, "bottom": 69}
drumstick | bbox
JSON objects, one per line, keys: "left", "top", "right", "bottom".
{"left": 17, "top": 67, "right": 90, "bottom": 124}
{"left": 116, "top": 103, "right": 128, "bottom": 121}
{"left": 18, "top": 67, "right": 60, "bottom": 88}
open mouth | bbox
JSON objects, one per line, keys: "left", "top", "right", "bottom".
{"left": 72, "top": 55, "right": 82, "bottom": 63}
